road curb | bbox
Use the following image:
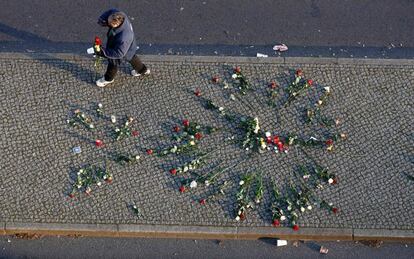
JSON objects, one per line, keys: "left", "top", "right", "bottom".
{"left": 0, "top": 53, "right": 413, "bottom": 66}
{"left": 2, "top": 222, "right": 413, "bottom": 241}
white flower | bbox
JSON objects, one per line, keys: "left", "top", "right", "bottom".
{"left": 245, "top": 147, "right": 249, "bottom": 151}
{"left": 253, "top": 117, "right": 260, "bottom": 134}
{"left": 232, "top": 74, "right": 238, "bottom": 79}
{"left": 235, "top": 216, "right": 240, "bottom": 221}
{"left": 238, "top": 210, "right": 242, "bottom": 215}
{"left": 303, "top": 175, "right": 310, "bottom": 180}
{"left": 111, "top": 115, "right": 116, "bottom": 123}
{"left": 280, "top": 215, "right": 286, "bottom": 221}
{"left": 310, "top": 136, "right": 318, "bottom": 141}
{"left": 230, "top": 94, "right": 236, "bottom": 101}
{"left": 329, "top": 202, "right": 333, "bottom": 206}
{"left": 115, "top": 128, "right": 120, "bottom": 132}
{"left": 97, "top": 182, "right": 102, "bottom": 187}
{"left": 170, "top": 146, "right": 178, "bottom": 153}
{"left": 183, "top": 166, "right": 189, "bottom": 172}
{"left": 218, "top": 107, "right": 224, "bottom": 111}
{"left": 125, "top": 121, "right": 129, "bottom": 126}
{"left": 255, "top": 199, "right": 261, "bottom": 204}
{"left": 307, "top": 205, "right": 313, "bottom": 210}
{"left": 103, "top": 175, "right": 107, "bottom": 180}
{"left": 189, "top": 140, "right": 196, "bottom": 146}
{"left": 66, "top": 119, "right": 70, "bottom": 124}
{"left": 318, "top": 100, "right": 323, "bottom": 105}
{"left": 135, "top": 155, "right": 141, "bottom": 160}
{"left": 89, "top": 124, "right": 94, "bottom": 129}
{"left": 77, "top": 185, "right": 82, "bottom": 189}
{"left": 223, "top": 81, "right": 229, "bottom": 89}
{"left": 98, "top": 103, "right": 103, "bottom": 108}
{"left": 190, "top": 180, "right": 197, "bottom": 188}
{"left": 328, "top": 178, "right": 334, "bottom": 184}
{"left": 265, "top": 132, "right": 271, "bottom": 137}
{"left": 324, "top": 87, "right": 331, "bottom": 93}
{"left": 300, "top": 207, "right": 305, "bottom": 212}
{"left": 287, "top": 206, "right": 292, "bottom": 211}
{"left": 239, "top": 180, "right": 245, "bottom": 185}
{"left": 205, "top": 180, "right": 210, "bottom": 187}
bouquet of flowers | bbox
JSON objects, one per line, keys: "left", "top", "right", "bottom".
{"left": 235, "top": 173, "right": 256, "bottom": 221}
{"left": 169, "top": 153, "right": 208, "bottom": 175}
{"left": 231, "top": 67, "right": 251, "bottom": 95}
{"left": 114, "top": 117, "right": 136, "bottom": 141}
{"left": 306, "top": 86, "right": 336, "bottom": 127}
{"left": 284, "top": 69, "right": 313, "bottom": 106}
{"left": 67, "top": 109, "right": 95, "bottom": 130}
{"left": 69, "top": 164, "right": 112, "bottom": 197}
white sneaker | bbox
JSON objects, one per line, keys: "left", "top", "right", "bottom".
{"left": 131, "top": 69, "right": 151, "bottom": 77}
{"left": 96, "top": 77, "right": 114, "bottom": 87}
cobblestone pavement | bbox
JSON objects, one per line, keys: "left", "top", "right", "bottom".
{"left": 0, "top": 54, "right": 413, "bottom": 231}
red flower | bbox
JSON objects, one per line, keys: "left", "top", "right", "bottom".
{"left": 69, "top": 193, "right": 75, "bottom": 198}
{"left": 272, "top": 219, "right": 280, "bottom": 227}
{"left": 234, "top": 66, "right": 241, "bottom": 73}
{"left": 332, "top": 207, "right": 339, "bottom": 214}
{"left": 266, "top": 136, "right": 272, "bottom": 144}
{"left": 269, "top": 81, "right": 277, "bottom": 89}
{"left": 182, "top": 119, "right": 190, "bottom": 127}
{"left": 132, "top": 130, "right": 139, "bottom": 137}
{"left": 295, "top": 69, "right": 303, "bottom": 77}
{"left": 239, "top": 212, "right": 246, "bottom": 221}
{"left": 179, "top": 186, "right": 186, "bottom": 193}
{"left": 332, "top": 178, "right": 338, "bottom": 185}
{"left": 95, "top": 139, "right": 104, "bottom": 147}
{"left": 277, "top": 142, "right": 284, "bottom": 151}
{"left": 194, "top": 89, "right": 201, "bottom": 97}
{"left": 94, "top": 36, "right": 102, "bottom": 45}
{"left": 195, "top": 132, "right": 202, "bottom": 140}
{"left": 292, "top": 225, "right": 300, "bottom": 231}
{"left": 212, "top": 76, "right": 219, "bottom": 83}
{"left": 307, "top": 79, "right": 313, "bottom": 86}
{"left": 173, "top": 125, "right": 180, "bottom": 132}
{"left": 199, "top": 199, "right": 206, "bottom": 205}
{"left": 169, "top": 168, "right": 177, "bottom": 175}
{"left": 273, "top": 136, "right": 280, "bottom": 144}
{"left": 146, "top": 149, "right": 153, "bottom": 155}
{"left": 325, "top": 139, "right": 334, "bottom": 146}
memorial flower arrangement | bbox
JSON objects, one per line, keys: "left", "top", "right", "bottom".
{"left": 231, "top": 66, "right": 251, "bottom": 95}
{"left": 67, "top": 109, "right": 95, "bottom": 130}
{"left": 285, "top": 69, "right": 314, "bottom": 106}
{"left": 69, "top": 164, "right": 112, "bottom": 197}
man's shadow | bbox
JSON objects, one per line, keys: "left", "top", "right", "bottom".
{"left": 0, "top": 22, "right": 97, "bottom": 85}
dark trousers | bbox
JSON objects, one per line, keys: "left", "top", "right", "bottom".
{"left": 104, "top": 55, "right": 147, "bottom": 81}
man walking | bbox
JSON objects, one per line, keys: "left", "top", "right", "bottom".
{"left": 95, "top": 9, "right": 150, "bottom": 87}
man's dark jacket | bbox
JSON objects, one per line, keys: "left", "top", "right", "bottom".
{"left": 98, "top": 9, "right": 137, "bottom": 62}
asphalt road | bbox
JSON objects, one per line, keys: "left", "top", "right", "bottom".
{"left": 0, "top": 0, "right": 413, "bottom": 58}
{"left": 1, "top": 236, "right": 413, "bottom": 259}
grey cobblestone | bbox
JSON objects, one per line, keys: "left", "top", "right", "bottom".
{"left": 0, "top": 55, "right": 412, "bottom": 232}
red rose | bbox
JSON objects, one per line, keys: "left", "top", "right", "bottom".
{"left": 332, "top": 208, "right": 339, "bottom": 214}
{"left": 195, "top": 132, "right": 202, "bottom": 140}
{"left": 295, "top": 69, "right": 303, "bottom": 77}
{"left": 272, "top": 219, "right": 280, "bottom": 227}
{"left": 169, "top": 168, "right": 177, "bottom": 175}
{"left": 212, "top": 76, "right": 219, "bottom": 83}
{"left": 273, "top": 136, "right": 280, "bottom": 144}
{"left": 95, "top": 139, "right": 104, "bottom": 147}
{"left": 269, "top": 81, "right": 277, "bottom": 89}
{"left": 332, "top": 178, "right": 338, "bottom": 185}
{"left": 307, "top": 79, "right": 313, "bottom": 86}
{"left": 146, "top": 149, "right": 153, "bottom": 155}
{"left": 132, "top": 130, "right": 139, "bottom": 137}
{"left": 292, "top": 225, "right": 299, "bottom": 231}
{"left": 183, "top": 119, "right": 190, "bottom": 127}
{"left": 277, "top": 142, "right": 284, "bottom": 151}
{"left": 199, "top": 199, "right": 206, "bottom": 205}
{"left": 194, "top": 89, "right": 201, "bottom": 97}
{"left": 179, "top": 186, "right": 186, "bottom": 193}
{"left": 325, "top": 139, "right": 334, "bottom": 146}
{"left": 173, "top": 125, "right": 180, "bottom": 132}
{"left": 266, "top": 136, "right": 272, "bottom": 144}
{"left": 239, "top": 212, "right": 246, "bottom": 221}
{"left": 234, "top": 66, "right": 241, "bottom": 73}
{"left": 94, "top": 36, "right": 102, "bottom": 45}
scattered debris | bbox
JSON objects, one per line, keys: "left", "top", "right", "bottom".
{"left": 256, "top": 53, "right": 268, "bottom": 58}
{"left": 319, "top": 246, "right": 329, "bottom": 254}
{"left": 360, "top": 240, "right": 383, "bottom": 248}
{"left": 277, "top": 240, "right": 288, "bottom": 246}
{"left": 292, "top": 240, "right": 299, "bottom": 247}
{"left": 273, "top": 44, "right": 288, "bottom": 52}
{"left": 13, "top": 233, "right": 43, "bottom": 240}
{"left": 72, "top": 146, "right": 82, "bottom": 154}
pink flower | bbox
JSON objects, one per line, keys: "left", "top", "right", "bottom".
{"left": 132, "top": 130, "right": 139, "bottom": 137}
{"left": 234, "top": 66, "right": 241, "bottom": 73}
{"left": 194, "top": 89, "right": 201, "bottom": 97}
{"left": 146, "top": 149, "right": 153, "bottom": 155}
{"left": 307, "top": 79, "right": 313, "bottom": 86}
